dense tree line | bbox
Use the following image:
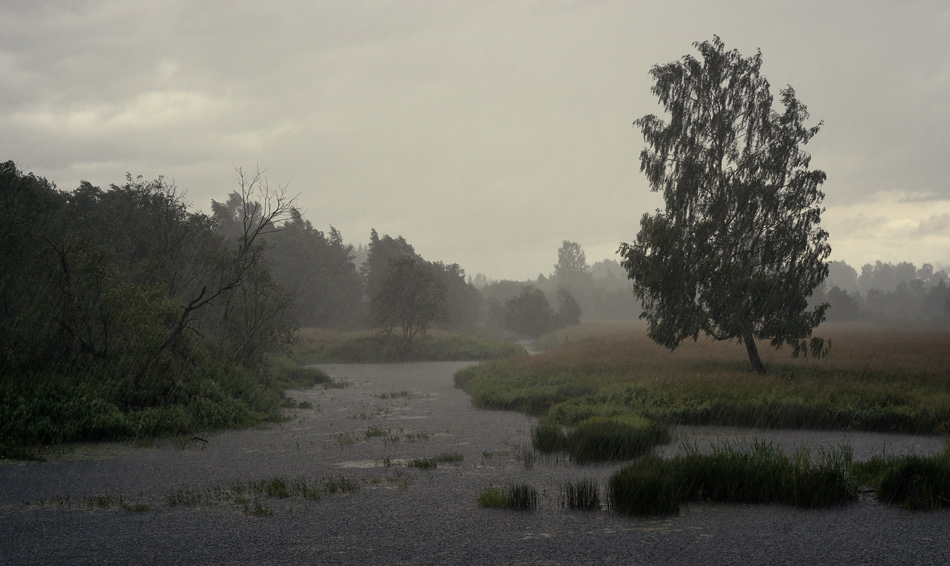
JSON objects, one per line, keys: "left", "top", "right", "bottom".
{"left": 0, "top": 163, "right": 497, "bottom": 379}
{"left": 0, "top": 163, "right": 299, "bottom": 395}
{"left": 0, "top": 162, "right": 494, "bottom": 444}
{"left": 818, "top": 260, "right": 950, "bottom": 323}
{"left": 477, "top": 241, "right": 642, "bottom": 335}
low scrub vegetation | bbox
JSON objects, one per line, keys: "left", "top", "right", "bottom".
{"left": 1, "top": 354, "right": 333, "bottom": 457}
{"left": 294, "top": 327, "right": 525, "bottom": 364}
{"left": 28, "top": 474, "right": 361, "bottom": 516}
{"left": 456, "top": 322, "right": 950, "bottom": 435}
{"left": 407, "top": 452, "right": 464, "bottom": 469}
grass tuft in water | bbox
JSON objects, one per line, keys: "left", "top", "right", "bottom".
{"left": 531, "top": 421, "right": 567, "bottom": 453}
{"left": 853, "top": 442, "right": 950, "bottom": 510}
{"left": 477, "top": 483, "right": 538, "bottom": 510}
{"left": 560, "top": 478, "right": 600, "bottom": 510}
{"left": 566, "top": 415, "right": 670, "bottom": 463}
{"left": 608, "top": 440, "right": 858, "bottom": 516}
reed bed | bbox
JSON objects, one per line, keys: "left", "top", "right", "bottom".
{"left": 607, "top": 440, "right": 858, "bottom": 516}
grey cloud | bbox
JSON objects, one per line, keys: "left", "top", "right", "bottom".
{"left": 916, "top": 214, "right": 950, "bottom": 236}
{"left": 2, "top": 0, "right": 949, "bottom": 280}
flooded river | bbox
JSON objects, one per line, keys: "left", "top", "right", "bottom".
{"left": 1, "top": 362, "right": 947, "bottom": 564}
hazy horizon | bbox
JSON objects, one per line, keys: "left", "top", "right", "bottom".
{"left": 4, "top": 1, "right": 948, "bottom": 281}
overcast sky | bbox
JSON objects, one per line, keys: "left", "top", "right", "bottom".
{"left": 3, "top": 1, "right": 948, "bottom": 281}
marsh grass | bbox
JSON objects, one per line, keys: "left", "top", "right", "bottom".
{"left": 293, "top": 327, "right": 525, "bottom": 364}
{"left": 513, "top": 443, "right": 536, "bottom": 470}
{"left": 364, "top": 425, "right": 389, "bottom": 439}
{"left": 853, "top": 442, "right": 950, "bottom": 510}
{"left": 531, "top": 422, "right": 567, "bottom": 454}
{"left": 456, "top": 322, "right": 950, "bottom": 435}
{"left": 478, "top": 483, "right": 538, "bottom": 510}
{"left": 39, "top": 474, "right": 362, "bottom": 516}
{"left": 566, "top": 415, "right": 670, "bottom": 463}
{"left": 607, "top": 440, "right": 857, "bottom": 516}
{"left": 408, "top": 451, "right": 464, "bottom": 469}
{"left": 560, "top": 479, "right": 600, "bottom": 510}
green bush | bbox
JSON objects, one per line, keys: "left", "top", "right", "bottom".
{"left": 0, "top": 351, "right": 331, "bottom": 456}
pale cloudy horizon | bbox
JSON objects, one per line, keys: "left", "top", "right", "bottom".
{"left": 3, "top": 1, "right": 949, "bottom": 281}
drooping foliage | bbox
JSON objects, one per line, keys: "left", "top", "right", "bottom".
{"left": 618, "top": 36, "right": 831, "bottom": 373}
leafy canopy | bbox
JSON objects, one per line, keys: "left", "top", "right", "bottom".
{"left": 618, "top": 36, "right": 830, "bottom": 373}
{"left": 368, "top": 255, "right": 447, "bottom": 351}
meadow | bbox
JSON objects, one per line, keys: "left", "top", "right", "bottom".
{"left": 456, "top": 321, "right": 950, "bottom": 434}
{"left": 456, "top": 321, "right": 950, "bottom": 513}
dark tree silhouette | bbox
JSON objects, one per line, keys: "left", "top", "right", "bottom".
{"left": 619, "top": 37, "right": 830, "bottom": 374}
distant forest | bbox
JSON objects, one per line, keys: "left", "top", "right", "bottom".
{"left": 2, "top": 162, "right": 947, "bottom": 387}
{"left": 816, "top": 260, "right": 950, "bottom": 323}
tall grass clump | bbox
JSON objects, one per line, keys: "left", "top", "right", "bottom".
{"left": 607, "top": 440, "right": 857, "bottom": 516}
{"left": 854, "top": 442, "right": 950, "bottom": 510}
{"left": 566, "top": 415, "right": 670, "bottom": 463}
{"left": 607, "top": 457, "right": 681, "bottom": 516}
{"left": 531, "top": 421, "right": 567, "bottom": 453}
{"left": 477, "top": 483, "right": 538, "bottom": 510}
{"left": 560, "top": 479, "right": 601, "bottom": 510}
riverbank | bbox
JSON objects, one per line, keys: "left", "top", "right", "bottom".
{"left": 1, "top": 362, "right": 947, "bottom": 565}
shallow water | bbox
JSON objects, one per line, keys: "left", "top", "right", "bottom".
{"left": 1, "top": 361, "right": 947, "bottom": 565}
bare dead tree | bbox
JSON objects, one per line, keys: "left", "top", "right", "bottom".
{"left": 133, "top": 166, "right": 296, "bottom": 387}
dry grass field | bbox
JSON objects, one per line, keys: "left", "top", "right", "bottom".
{"left": 456, "top": 320, "right": 950, "bottom": 512}
{"left": 534, "top": 320, "right": 950, "bottom": 378}
{"left": 456, "top": 321, "right": 950, "bottom": 435}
